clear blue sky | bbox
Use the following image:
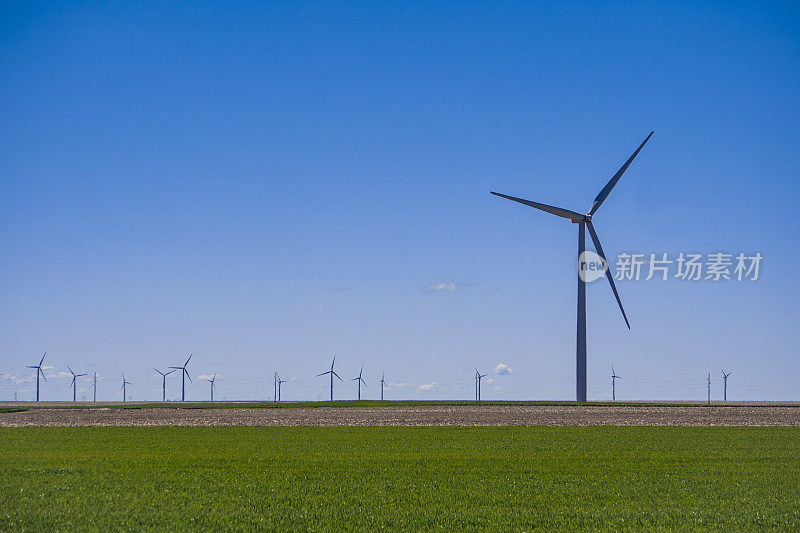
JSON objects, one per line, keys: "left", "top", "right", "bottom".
{"left": 2, "top": 1, "right": 799, "bottom": 401}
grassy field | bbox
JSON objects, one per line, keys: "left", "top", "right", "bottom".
{"left": 1, "top": 427, "right": 798, "bottom": 530}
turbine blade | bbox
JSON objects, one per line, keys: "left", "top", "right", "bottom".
{"left": 40, "top": 368, "right": 47, "bottom": 382}
{"left": 68, "top": 366, "right": 74, "bottom": 376}
{"left": 185, "top": 369, "right": 192, "bottom": 383}
{"left": 317, "top": 371, "right": 331, "bottom": 377}
{"left": 587, "top": 131, "right": 653, "bottom": 216}
{"left": 333, "top": 371, "right": 343, "bottom": 381}
{"left": 40, "top": 352, "right": 46, "bottom": 366}
{"left": 185, "top": 354, "right": 193, "bottom": 366}
{"left": 586, "top": 221, "right": 630, "bottom": 329}
{"left": 490, "top": 192, "right": 585, "bottom": 221}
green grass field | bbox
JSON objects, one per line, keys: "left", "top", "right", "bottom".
{"left": 1, "top": 427, "right": 798, "bottom": 530}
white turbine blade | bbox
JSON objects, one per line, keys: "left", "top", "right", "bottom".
{"left": 587, "top": 131, "right": 653, "bottom": 216}
{"left": 490, "top": 192, "right": 584, "bottom": 221}
{"left": 586, "top": 221, "right": 630, "bottom": 329}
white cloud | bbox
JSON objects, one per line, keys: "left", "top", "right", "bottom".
{"left": 424, "top": 282, "right": 462, "bottom": 293}
{"left": 387, "top": 382, "right": 414, "bottom": 390}
{"left": 197, "top": 375, "right": 216, "bottom": 381}
{"left": 495, "top": 363, "right": 514, "bottom": 375}
{"left": 418, "top": 382, "right": 438, "bottom": 391}
{"left": 2, "top": 374, "right": 30, "bottom": 384}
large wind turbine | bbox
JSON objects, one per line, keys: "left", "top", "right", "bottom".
{"left": 611, "top": 366, "right": 621, "bottom": 401}
{"left": 491, "top": 132, "right": 653, "bottom": 402}
{"left": 154, "top": 368, "right": 176, "bottom": 402}
{"left": 380, "top": 371, "right": 385, "bottom": 401}
{"left": 68, "top": 366, "right": 88, "bottom": 402}
{"left": 351, "top": 367, "right": 366, "bottom": 400}
{"left": 27, "top": 352, "right": 47, "bottom": 402}
{"left": 317, "top": 356, "right": 342, "bottom": 402}
{"left": 169, "top": 354, "right": 193, "bottom": 402}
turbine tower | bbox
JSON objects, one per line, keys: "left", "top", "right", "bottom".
{"left": 169, "top": 354, "right": 193, "bottom": 402}
{"left": 121, "top": 374, "right": 131, "bottom": 402}
{"left": 475, "top": 368, "right": 488, "bottom": 401}
{"left": 206, "top": 375, "right": 216, "bottom": 402}
{"left": 611, "top": 366, "right": 621, "bottom": 401}
{"left": 380, "top": 371, "right": 385, "bottom": 401}
{"left": 27, "top": 352, "right": 47, "bottom": 402}
{"left": 317, "top": 356, "right": 343, "bottom": 402}
{"left": 92, "top": 372, "right": 97, "bottom": 402}
{"left": 351, "top": 367, "right": 366, "bottom": 400}
{"left": 707, "top": 373, "right": 711, "bottom": 405}
{"left": 491, "top": 132, "right": 653, "bottom": 402}
{"left": 67, "top": 366, "right": 88, "bottom": 402}
{"left": 721, "top": 370, "right": 732, "bottom": 401}
{"left": 154, "top": 368, "right": 176, "bottom": 402}
{"left": 276, "top": 374, "right": 286, "bottom": 402}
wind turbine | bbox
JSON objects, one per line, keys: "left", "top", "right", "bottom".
{"left": 351, "top": 367, "right": 366, "bottom": 400}
{"left": 707, "top": 373, "right": 711, "bottom": 405}
{"left": 67, "top": 366, "right": 88, "bottom": 402}
{"left": 154, "top": 368, "right": 175, "bottom": 402}
{"left": 169, "top": 354, "right": 193, "bottom": 402}
{"left": 206, "top": 375, "right": 216, "bottom": 402}
{"left": 276, "top": 374, "right": 286, "bottom": 402}
{"left": 475, "top": 368, "right": 488, "bottom": 401}
{"left": 611, "top": 366, "right": 621, "bottom": 401}
{"left": 27, "top": 352, "right": 47, "bottom": 402}
{"left": 380, "top": 371, "right": 385, "bottom": 401}
{"left": 317, "top": 356, "right": 342, "bottom": 402}
{"left": 721, "top": 370, "right": 732, "bottom": 401}
{"left": 121, "top": 374, "right": 131, "bottom": 402}
{"left": 491, "top": 132, "right": 653, "bottom": 402}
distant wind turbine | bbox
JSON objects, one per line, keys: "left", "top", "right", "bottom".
{"left": 317, "top": 356, "right": 343, "bottom": 402}
{"left": 491, "top": 132, "right": 653, "bottom": 401}
{"left": 67, "top": 366, "right": 88, "bottom": 402}
{"left": 707, "top": 373, "right": 711, "bottom": 405}
{"left": 475, "top": 368, "right": 488, "bottom": 401}
{"left": 154, "top": 368, "right": 176, "bottom": 402}
{"left": 92, "top": 372, "right": 97, "bottom": 402}
{"left": 611, "top": 366, "right": 622, "bottom": 401}
{"left": 351, "top": 367, "right": 366, "bottom": 400}
{"left": 276, "top": 374, "right": 286, "bottom": 402}
{"left": 380, "top": 371, "right": 385, "bottom": 401}
{"left": 27, "top": 352, "right": 47, "bottom": 402}
{"left": 206, "top": 375, "right": 216, "bottom": 402}
{"left": 121, "top": 374, "right": 131, "bottom": 402}
{"left": 721, "top": 370, "right": 732, "bottom": 401}
{"left": 169, "top": 354, "right": 193, "bottom": 402}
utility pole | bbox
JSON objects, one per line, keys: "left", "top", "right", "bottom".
{"left": 273, "top": 372, "right": 277, "bottom": 404}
